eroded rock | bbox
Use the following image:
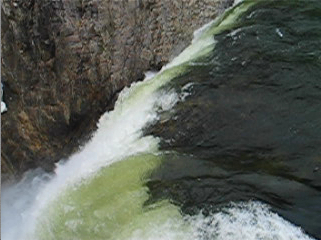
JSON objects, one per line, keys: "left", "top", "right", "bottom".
{"left": 1, "top": 0, "right": 233, "bottom": 179}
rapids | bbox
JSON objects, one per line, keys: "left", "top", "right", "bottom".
{"left": 2, "top": 0, "right": 320, "bottom": 239}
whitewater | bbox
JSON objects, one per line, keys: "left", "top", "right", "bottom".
{"left": 1, "top": 1, "right": 316, "bottom": 240}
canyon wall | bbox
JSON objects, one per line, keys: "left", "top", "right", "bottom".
{"left": 1, "top": 0, "right": 233, "bottom": 179}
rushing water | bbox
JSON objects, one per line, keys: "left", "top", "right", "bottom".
{"left": 2, "top": 0, "right": 321, "bottom": 239}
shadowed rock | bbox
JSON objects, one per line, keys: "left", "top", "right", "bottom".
{"left": 1, "top": 0, "right": 233, "bottom": 179}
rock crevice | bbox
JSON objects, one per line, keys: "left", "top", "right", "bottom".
{"left": 1, "top": 0, "right": 233, "bottom": 179}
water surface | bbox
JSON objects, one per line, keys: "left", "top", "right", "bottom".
{"left": 2, "top": 0, "right": 321, "bottom": 239}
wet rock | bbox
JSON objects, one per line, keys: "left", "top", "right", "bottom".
{"left": 1, "top": 0, "right": 234, "bottom": 179}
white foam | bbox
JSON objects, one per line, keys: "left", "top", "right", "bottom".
{"left": 193, "top": 20, "right": 216, "bottom": 43}
{"left": 179, "top": 82, "right": 194, "bottom": 101}
{"left": 188, "top": 201, "right": 314, "bottom": 240}
{"left": 1, "top": 2, "right": 314, "bottom": 240}
{"left": 1, "top": 72, "right": 176, "bottom": 239}
{"left": 1, "top": 101, "right": 7, "bottom": 113}
{"left": 1, "top": 169, "right": 52, "bottom": 240}
{"left": 234, "top": 0, "right": 244, "bottom": 6}
{"left": 276, "top": 28, "right": 284, "bottom": 38}
{"left": 24, "top": 81, "right": 169, "bottom": 238}
{"left": 1, "top": 82, "right": 7, "bottom": 113}
{"left": 122, "top": 201, "right": 315, "bottom": 240}
{"left": 157, "top": 89, "right": 179, "bottom": 112}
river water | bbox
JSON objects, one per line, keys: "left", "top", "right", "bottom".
{"left": 2, "top": 0, "right": 321, "bottom": 239}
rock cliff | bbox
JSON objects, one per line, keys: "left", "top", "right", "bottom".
{"left": 1, "top": 0, "right": 233, "bottom": 179}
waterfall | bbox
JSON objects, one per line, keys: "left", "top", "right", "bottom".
{"left": 1, "top": 1, "right": 317, "bottom": 239}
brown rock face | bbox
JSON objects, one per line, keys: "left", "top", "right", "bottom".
{"left": 1, "top": 0, "right": 233, "bottom": 179}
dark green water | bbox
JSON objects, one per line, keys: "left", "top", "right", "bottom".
{"left": 2, "top": 1, "right": 321, "bottom": 239}
{"left": 148, "top": 0, "right": 321, "bottom": 238}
